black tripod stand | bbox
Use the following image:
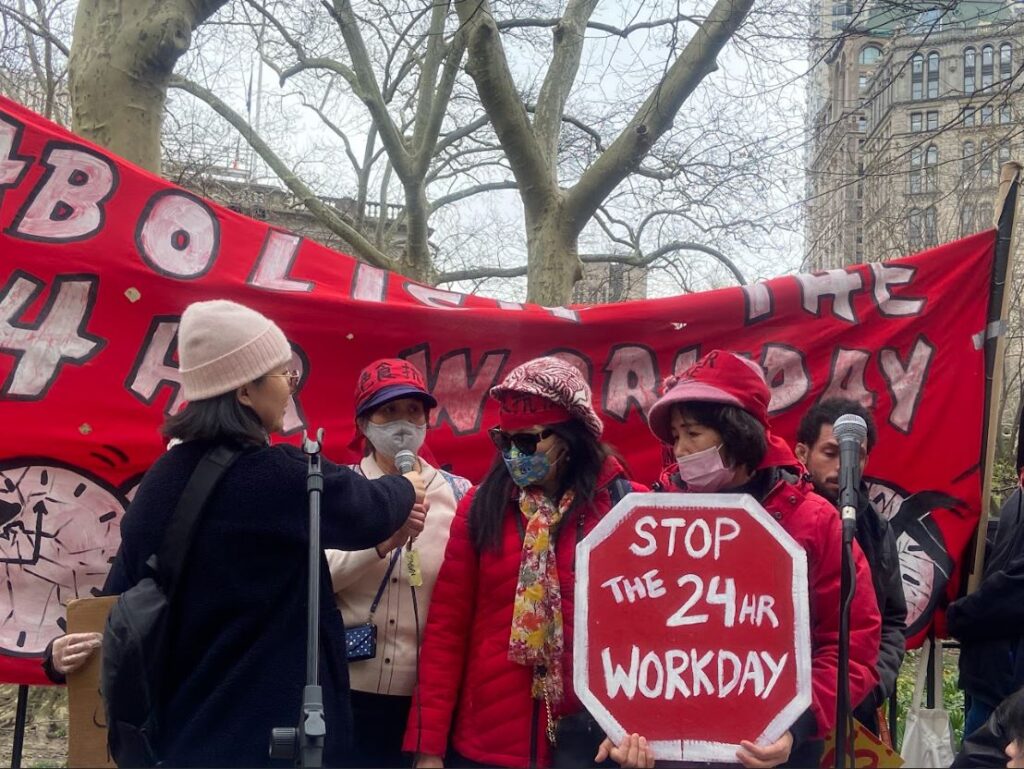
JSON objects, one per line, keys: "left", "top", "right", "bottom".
{"left": 270, "top": 428, "right": 327, "bottom": 768}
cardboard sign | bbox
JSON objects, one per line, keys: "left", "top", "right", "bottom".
{"left": 574, "top": 492, "right": 811, "bottom": 763}
{"left": 66, "top": 596, "right": 115, "bottom": 769}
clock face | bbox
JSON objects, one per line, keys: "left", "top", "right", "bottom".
{"left": 0, "top": 460, "right": 126, "bottom": 655}
{"left": 865, "top": 477, "right": 957, "bottom": 638}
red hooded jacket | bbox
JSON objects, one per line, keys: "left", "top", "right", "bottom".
{"left": 655, "top": 462, "right": 881, "bottom": 742}
{"left": 647, "top": 350, "right": 881, "bottom": 742}
{"left": 403, "top": 457, "right": 646, "bottom": 768}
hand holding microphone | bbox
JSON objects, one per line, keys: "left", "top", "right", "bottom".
{"left": 396, "top": 449, "right": 427, "bottom": 586}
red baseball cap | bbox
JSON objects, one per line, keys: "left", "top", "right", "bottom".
{"left": 354, "top": 358, "right": 437, "bottom": 418}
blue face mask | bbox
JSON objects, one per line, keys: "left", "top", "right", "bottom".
{"left": 502, "top": 445, "right": 552, "bottom": 487}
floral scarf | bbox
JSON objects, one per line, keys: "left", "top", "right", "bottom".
{"left": 508, "top": 486, "right": 575, "bottom": 704}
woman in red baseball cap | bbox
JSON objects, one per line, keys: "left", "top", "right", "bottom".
{"left": 326, "top": 358, "right": 470, "bottom": 769}
{"left": 640, "top": 350, "right": 882, "bottom": 769}
{"left": 404, "top": 356, "right": 653, "bottom": 769}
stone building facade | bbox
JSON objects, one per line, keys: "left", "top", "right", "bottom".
{"left": 806, "top": 1, "right": 1022, "bottom": 270}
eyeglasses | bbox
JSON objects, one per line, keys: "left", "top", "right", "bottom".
{"left": 488, "top": 427, "right": 554, "bottom": 455}
{"left": 266, "top": 369, "right": 300, "bottom": 393}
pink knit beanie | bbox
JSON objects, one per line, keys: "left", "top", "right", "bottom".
{"left": 178, "top": 300, "right": 292, "bottom": 401}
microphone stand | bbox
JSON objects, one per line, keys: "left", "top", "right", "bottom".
{"left": 270, "top": 428, "right": 326, "bottom": 768}
{"left": 835, "top": 508, "right": 857, "bottom": 769}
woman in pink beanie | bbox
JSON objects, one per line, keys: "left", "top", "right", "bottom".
{"left": 97, "top": 300, "right": 426, "bottom": 767}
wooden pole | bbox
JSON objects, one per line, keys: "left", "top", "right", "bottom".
{"left": 968, "top": 161, "right": 1022, "bottom": 592}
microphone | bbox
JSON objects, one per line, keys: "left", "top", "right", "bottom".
{"left": 833, "top": 414, "right": 867, "bottom": 542}
{"left": 395, "top": 449, "right": 416, "bottom": 474}
{"left": 393, "top": 449, "right": 423, "bottom": 587}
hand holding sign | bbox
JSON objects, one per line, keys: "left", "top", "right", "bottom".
{"left": 574, "top": 492, "right": 812, "bottom": 764}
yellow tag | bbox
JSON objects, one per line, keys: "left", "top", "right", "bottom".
{"left": 405, "top": 548, "right": 423, "bottom": 588}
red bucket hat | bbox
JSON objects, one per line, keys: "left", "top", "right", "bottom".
{"left": 354, "top": 358, "right": 437, "bottom": 418}
{"left": 646, "top": 350, "right": 797, "bottom": 468}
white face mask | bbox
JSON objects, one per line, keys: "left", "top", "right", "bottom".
{"left": 363, "top": 420, "right": 426, "bottom": 459}
{"left": 676, "top": 444, "right": 735, "bottom": 493}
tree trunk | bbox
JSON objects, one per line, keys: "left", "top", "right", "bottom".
{"left": 402, "top": 181, "right": 435, "bottom": 284}
{"left": 525, "top": 200, "right": 582, "bottom": 305}
{"left": 69, "top": 0, "right": 227, "bottom": 173}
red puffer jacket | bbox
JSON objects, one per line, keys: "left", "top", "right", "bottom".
{"left": 656, "top": 465, "right": 881, "bottom": 742}
{"left": 403, "top": 457, "right": 646, "bottom": 768}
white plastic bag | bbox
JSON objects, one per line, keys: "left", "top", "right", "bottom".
{"left": 900, "top": 638, "right": 955, "bottom": 768}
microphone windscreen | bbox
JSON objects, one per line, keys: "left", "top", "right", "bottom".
{"left": 395, "top": 449, "right": 416, "bottom": 474}
{"left": 833, "top": 413, "right": 868, "bottom": 443}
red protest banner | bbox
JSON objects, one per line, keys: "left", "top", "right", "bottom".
{"left": 0, "top": 94, "right": 997, "bottom": 683}
{"left": 574, "top": 492, "right": 811, "bottom": 762}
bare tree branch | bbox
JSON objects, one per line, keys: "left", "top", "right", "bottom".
{"left": 429, "top": 179, "right": 518, "bottom": 211}
{"left": 454, "top": 0, "right": 558, "bottom": 217}
{"left": 437, "top": 241, "right": 746, "bottom": 286}
{"left": 565, "top": 0, "right": 756, "bottom": 228}
{"left": 533, "top": 0, "right": 598, "bottom": 173}
{"left": 495, "top": 12, "right": 701, "bottom": 38}
{"left": 170, "top": 73, "right": 394, "bottom": 271}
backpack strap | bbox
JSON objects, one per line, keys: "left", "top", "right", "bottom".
{"left": 154, "top": 444, "right": 241, "bottom": 599}
{"left": 367, "top": 548, "right": 403, "bottom": 621}
{"left": 610, "top": 475, "right": 633, "bottom": 506}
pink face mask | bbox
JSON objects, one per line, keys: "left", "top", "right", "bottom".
{"left": 676, "top": 444, "right": 735, "bottom": 492}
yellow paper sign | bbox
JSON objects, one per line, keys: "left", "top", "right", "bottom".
{"left": 821, "top": 720, "right": 905, "bottom": 768}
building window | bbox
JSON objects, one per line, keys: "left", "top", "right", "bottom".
{"left": 927, "top": 52, "right": 940, "bottom": 98}
{"left": 911, "top": 112, "right": 922, "bottom": 132}
{"left": 981, "top": 140, "right": 993, "bottom": 183}
{"left": 1001, "top": 43, "right": 1012, "bottom": 80}
{"left": 908, "top": 208, "right": 922, "bottom": 249}
{"left": 963, "top": 107, "right": 975, "bottom": 126}
{"left": 857, "top": 115, "right": 867, "bottom": 132}
{"left": 999, "top": 143, "right": 1011, "bottom": 167}
{"left": 964, "top": 48, "right": 976, "bottom": 93}
{"left": 925, "top": 145, "right": 938, "bottom": 192}
{"left": 982, "top": 45, "right": 994, "bottom": 89}
{"left": 1001, "top": 105, "right": 1012, "bottom": 124}
{"left": 911, "top": 53, "right": 924, "bottom": 99}
{"left": 963, "top": 141, "right": 975, "bottom": 175}
{"left": 926, "top": 110, "right": 938, "bottom": 130}
{"left": 910, "top": 147, "right": 923, "bottom": 193}
{"left": 982, "top": 106, "right": 993, "bottom": 125}
{"left": 912, "top": 8, "right": 942, "bottom": 33}
{"left": 859, "top": 45, "right": 882, "bottom": 65}
{"left": 923, "top": 206, "right": 937, "bottom": 246}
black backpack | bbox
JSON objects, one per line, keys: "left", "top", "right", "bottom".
{"left": 101, "top": 445, "right": 240, "bottom": 767}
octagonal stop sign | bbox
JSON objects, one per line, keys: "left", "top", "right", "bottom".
{"left": 574, "top": 492, "right": 812, "bottom": 763}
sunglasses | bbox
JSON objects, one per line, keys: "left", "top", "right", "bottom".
{"left": 488, "top": 427, "right": 554, "bottom": 455}
{"left": 266, "top": 369, "right": 300, "bottom": 393}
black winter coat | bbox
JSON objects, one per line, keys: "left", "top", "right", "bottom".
{"left": 103, "top": 440, "right": 415, "bottom": 767}
{"left": 947, "top": 487, "right": 1024, "bottom": 708}
{"left": 952, "top": 686, "right": 1021, "bottom": 768}
{"left": 852, "top": 485, "right": 908, "bottom": 724}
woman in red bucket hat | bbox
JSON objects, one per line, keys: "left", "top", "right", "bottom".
{"left": 639, "top": 350, "right": 882, "bottom": 769}
{"left": 404, "top": 356, "right": 653, "bottom": 769}
{"left": 326, "top": 358, "right": 470, "bottom": 768}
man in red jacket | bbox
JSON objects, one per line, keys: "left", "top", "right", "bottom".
{"left": 643, "top": 350, "right": 881, "bottom": 768}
